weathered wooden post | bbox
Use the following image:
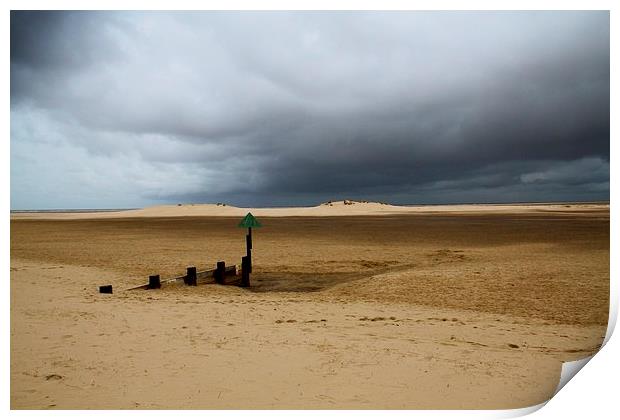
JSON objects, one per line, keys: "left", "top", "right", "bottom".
{"left": 186, "top": 266, "right": 197, "bottom": 286}
{"left": 148, "top": 274, "right": 161, "bottom": 289}
{"left": 241, "top": 256, "right": 250, "bottom": 287}
{"left": 246, "top": 229, "right": 252, "bottom": 273}
{"left": 215, "top": 261, "right": 226, "bottom": 284}
{"left": 238, "top": 212, "right": 261, "bottom": 281}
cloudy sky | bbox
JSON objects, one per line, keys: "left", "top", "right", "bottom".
{"left": 11, "top": 11, "right": 609, "bottom": 209}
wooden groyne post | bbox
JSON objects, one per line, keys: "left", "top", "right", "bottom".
{"left": 148, "top": 274, "right": 161, "bottom": 289}
{"left": 215, "top": 261, "right": 226, "bottom": 284}
{"left": 185, "top": 266, "right": 197, "bottom": 286}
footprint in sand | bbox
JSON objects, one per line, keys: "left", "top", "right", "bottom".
{"left": 359, "top": 316, "right": 387, "bottom": 321}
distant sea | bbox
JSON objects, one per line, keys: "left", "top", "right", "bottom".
{"left": 402, "top": 200, "right": 609, "bottom": 206}
{"left": 10, "top": 208, "right": 137, "bottom": 213}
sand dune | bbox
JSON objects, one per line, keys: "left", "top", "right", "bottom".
{"left": 10, "top": 200, "right": 609, "bottom": 220}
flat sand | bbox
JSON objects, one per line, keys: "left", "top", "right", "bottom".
{"left": 10, "top": 202, "right": 609, "bottom": 409}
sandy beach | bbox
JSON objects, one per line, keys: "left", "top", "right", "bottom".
{"left": 10, "top": 202, "right": 609, "bottom": 409}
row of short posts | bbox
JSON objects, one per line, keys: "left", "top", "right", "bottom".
{"left": 143, "top": 214, "right": 259, "bottom": 290}
{"left": 181, "top": 262, "right": 229, "bottom": 286}
{"left": 105, "top": 213, "right": 260, "bottom": 294}
{"left": 145, "top": 260, "right": 232, "bottom": 290}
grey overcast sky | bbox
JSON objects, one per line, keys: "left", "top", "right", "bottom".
{"left": 10, "top": 11, "right": 609, "bottom": 209}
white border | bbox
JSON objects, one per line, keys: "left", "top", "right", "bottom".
{"left": 3, "top": 1, "right": 616, "bottom": 419}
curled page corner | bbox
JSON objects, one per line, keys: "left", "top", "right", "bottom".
{"left": 602, "top": 306, "right": 617, "bottom": 347}
{"left": 503, "top": 355, "right": 599, "bottom": 419}
{"left": 554, "top": 355, "right": 595, "bottom": 396}
{"left": 549, "top": 300, "right": 616, "bottom": 401}
{"left": 495, "top": 401, "right": 548, "bottom": 418}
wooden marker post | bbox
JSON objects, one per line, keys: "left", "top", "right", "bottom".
{"left": 246, "top": 228, "right": 252, "bottom": 273}
{"left": 148, "top": 274, "right": 161, "bottom": 289}
{"left": 215, "top": 261, "right": 226, "bottom": 284}
{"left": 238, "top": 212, "right": 261, "bottom": 283}
{"left": 241, "top": 256, "right": 250, "bottom": 287}
{"left": 186, "top": 266, "right": 197, "bottom": 286}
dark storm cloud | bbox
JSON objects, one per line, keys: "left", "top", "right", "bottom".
{"left": 10, "top": 11, "right": 609, "bottom": 208}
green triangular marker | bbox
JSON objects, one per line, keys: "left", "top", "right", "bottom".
{"left": 238, "top": 212, "right": 262, "bottom": 228}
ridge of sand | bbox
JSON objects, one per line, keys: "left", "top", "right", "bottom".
{"left": 9, "top": 201, "right": 609, "bottom": 220}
